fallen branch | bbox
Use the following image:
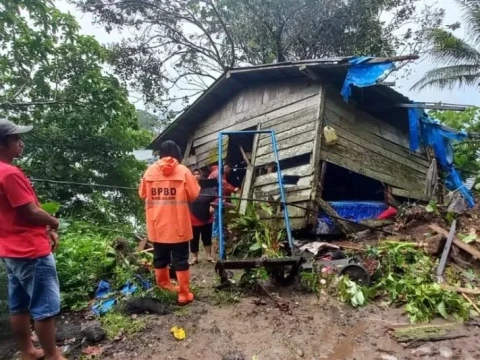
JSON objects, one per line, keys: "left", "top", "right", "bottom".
{"left": 440, "top": 284, "right": 480, "bottom": 295}
{"left": 462, "top": 293, "right": 480, "bottom": 315}
{"left": 429, "top": 224, "right": 480, "bottom": 260}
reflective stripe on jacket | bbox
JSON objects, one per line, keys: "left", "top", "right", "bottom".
{"left": 139, "top": 157, "right": 200, "bottom": 243}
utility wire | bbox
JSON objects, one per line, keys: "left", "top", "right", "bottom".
{"left": 31, "top": 177, "right": 395, "bottom": 234}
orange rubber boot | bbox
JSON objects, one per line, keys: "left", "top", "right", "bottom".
{"left": 155, "top": 268, "right": 179, "bottom": 292}
{"left": 176, "top": 270, "right": 194, "bottom": 305}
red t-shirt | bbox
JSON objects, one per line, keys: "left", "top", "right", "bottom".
{"left": 0, "top": 161, "right": 51, "bottom": 259}
{"left": 190, "top": 213, "right": 214, "bottom": 227}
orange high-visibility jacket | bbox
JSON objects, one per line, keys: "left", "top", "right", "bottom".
{"left": 139, "top": 157, "right": 200, "bottom": 243}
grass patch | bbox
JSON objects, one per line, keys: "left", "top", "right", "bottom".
{"left": 101, "top": 312, "right": 146, "bottom": 340}
{"left": 209, "top": 289, "right": 241, "bottom": 305}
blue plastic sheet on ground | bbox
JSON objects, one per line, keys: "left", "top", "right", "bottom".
{"left": 95, "top": 280, "right": 111, "bottom": 298}
{"left": 316, "top": 201, "right": 387, "bottom": 234}
{"left": 340, "top": 57, "right": 395, "bottom": 102}
{"left": 91, "top": 276, "right": 152, "bottom": 315}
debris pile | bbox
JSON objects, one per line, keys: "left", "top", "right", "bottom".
{"left": 297, "top": 200, "right": 480, "bottom": 324}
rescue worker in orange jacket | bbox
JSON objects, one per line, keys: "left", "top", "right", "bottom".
{"left": 139, "top": 141, "right": 200, "bottom": 305}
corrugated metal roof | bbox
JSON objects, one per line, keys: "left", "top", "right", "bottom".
{"left": 149, "top": 57, "right": 412, "bottom": 150}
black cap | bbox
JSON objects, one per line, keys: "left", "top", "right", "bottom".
{"left": 0, "top": 119, "right": 33, "bottom": 138}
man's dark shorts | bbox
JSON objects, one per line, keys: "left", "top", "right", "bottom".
{"left": 1, "top": 254, "right": 60, "bottom": 320}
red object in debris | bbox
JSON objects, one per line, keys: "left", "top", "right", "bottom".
{"left": 377, "top": 206, "right": 398, "bottom": 220}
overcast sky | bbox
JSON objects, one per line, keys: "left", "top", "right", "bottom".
{"left": 56, "top": 0, "right": 480, "bottom": 109}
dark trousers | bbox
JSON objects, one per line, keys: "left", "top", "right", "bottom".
{"left": 153, "top": 242, "right": 190, "bottom": 272}
{"left": 191, "top": 223, "right": 213, "bottom": 253}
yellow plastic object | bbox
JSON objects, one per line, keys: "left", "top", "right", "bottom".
{"left": 323, "top": 126, "right": 338, "bottom": 145}
{"left": 170, "top": 326, "right": 186, "bottom": 340}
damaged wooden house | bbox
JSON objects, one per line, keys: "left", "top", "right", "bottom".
{"left": 150, "top": 57, "right": 472, "bottom": 235}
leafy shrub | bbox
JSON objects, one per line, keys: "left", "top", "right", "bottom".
{"left": 55, "top": 230, "right": 118, "bottom": 310}
{"left": 337, "top": 241, "right": 471, "bottom": 323}
{"left": 228, "top": 202, "right": 285, "bottom": 258}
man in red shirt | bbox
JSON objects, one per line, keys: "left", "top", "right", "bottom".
{"left": 0, "top": 119, "right": 65, "bottom": 360}
{"left": 208, "top": 164, "right": 239, "bottom": 200}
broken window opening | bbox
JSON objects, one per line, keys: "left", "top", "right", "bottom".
{"left": 256, "top": 153, "right": 311, "bottom": 177}
{"left": 225, "top": 127, "right": 257, "bottom": 188}
{"left": 321, "top": 162, "right": 384, "bottom": 202}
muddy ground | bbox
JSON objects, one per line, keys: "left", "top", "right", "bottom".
{"left": 2, "top": 221, "right": 480, "bottom": 360}
{"left": 2, "top": 256, "right": 478, "bottom": 360}
{"left": 96, "top": 259, "right": 480, "bottom": 360}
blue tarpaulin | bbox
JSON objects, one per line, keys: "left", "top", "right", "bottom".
{"left": 408, "top": 107, "right": 422, "bottom": 152}
{"left": 340, "top": 58, "right": 474, "bottom": 208}
{"left": 316, "top": 201, "right": 387, "bottom": 234}
{"left": 340, "top": 57, "right": 395, "bottom": 102}
{"left": 408, "top": 108, "right": 474, "bottom": 207}
{"left": 91, "top": 276, "right": 152, "bottom": 315}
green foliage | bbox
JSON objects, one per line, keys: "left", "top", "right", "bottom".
{"left": 74, "top": 0, "right": 445, "bottom": 109}
{"left": 364, "top": 242, "right": 470, "bottom": 323}
{"left": 413, "top": 1, "right": 480, "bottom": 91}
{"left": 54, "top": 224, "right": 151, "bottom": 310}
{"left": 41, "top": 201, "right": 61, "bottom": 215}
{"left": 337, "top": 276, "right": 368, "bottom": 307}
{"left": 0, "top": 0, "right": 150, "bottom": 225}
{"left": 101, "top": 312, "right": 146, "bottom": 340}
{"left": 429, "top": 107, "right": 480, "bottom": 185}
{"left": 228, "top": 202, "right": 284, "bottom": 258}
{"left": 300, "top": 270, "right": 321, "bottom": 293}
{"left": 54, "top": 229, "right": 118, "bottom": 310}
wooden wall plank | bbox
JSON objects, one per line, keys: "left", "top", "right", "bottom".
{"left": 258, "top": 116, "right": 316, "bottom": 147}
{"left": 254, "top": 178, "right": 314, "bottom": 194}
{"left": 325, "top": 96, "right": 412, "bottom": 150}
{"left": 197, "top": 79, "right": 318, "bottom": 133}
{"left": 325, "top": 107, "right": 430, "bottom": 169}
{"left": 256, "top": 131, "right": 316, "bottom": 157}
{"left": 255, "top": 142, "right": 313, "bottom": 166}
{"left": 193, "top": 90, "right": 319, "bottom": 148}
{"left": 253, "top": 164, "right": 313, "bottom": 187}
{"left": 259, "top": 106, "right": 318, "bottom": 139}
{"left": 326, "top": 115, "right": 429, "bottom": 175}
{"left": 320, "top": 142, "right": 425, "bottom": 193}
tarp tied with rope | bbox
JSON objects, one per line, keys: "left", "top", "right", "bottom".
{"left": 340, "top": 57, "right": 395, "bottom": 102}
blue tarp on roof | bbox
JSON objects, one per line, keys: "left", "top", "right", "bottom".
{"left": 341, "top": 58, "right": 474, "bottom": 207}
{"left": 340, "top": 57, "right": 395, "bottom": 102}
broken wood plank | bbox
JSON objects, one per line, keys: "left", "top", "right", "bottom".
{"left": 391, "top": 323, "right": 463, "bottom": 343}
{"left": 437, "top": 220, "right": 457, "bottom": 280}
{"left": 240, "top": 125, "right": 260, "bottom": 215}
{"left": 429, "top": 224, "right": 480, "bottom": 260}
{"left": 254, "top": 176, "right": 313, "bottom": 193}
{"left": 135, "top": 235, "right": 148, "bottom": 252}
{"left": 253, "top": 164, "right": 313, "bottom": 187}
{"left": 440, "top": 284, "right": 480, "bottom": 295}
{"left": 391, "top": 187, "right": 431, "bottom": 201}
{"left": 317, "top": 198, "right": 357, "bottom": 234}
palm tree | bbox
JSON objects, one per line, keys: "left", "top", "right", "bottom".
{"left": 412, "top": 0, "right": 480, "bottom": 91}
